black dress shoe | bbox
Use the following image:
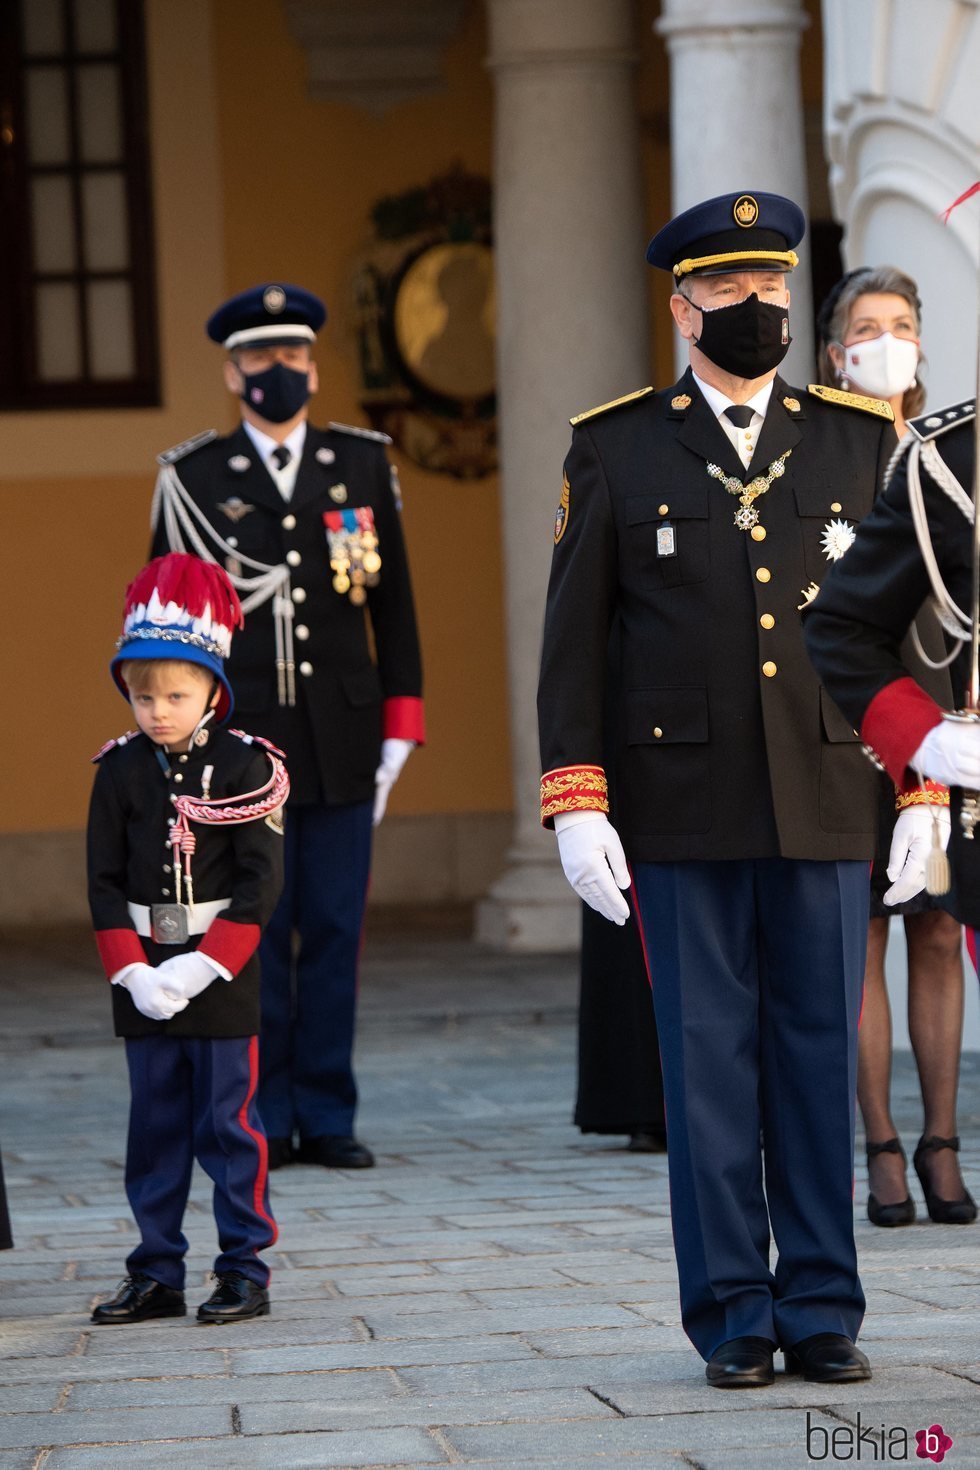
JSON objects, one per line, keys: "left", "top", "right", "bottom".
{"left": 197, "top": 1272, "right": 270, "bottom": 1324}
{"left": 91, "top": 1273, "right": 186, "bottom": 1325}
{"left": 298, "top": 1134, "right": 375, "bottom": 1168}
{"left": 866, "top": 1137, "right": 916, "bottom": 1227}
{"left": 913, "top": 1134, "right": 978, "bottom": 1224}
{"left": 627, "top": 1128, "right": 667, "bottom": 1153}
{"left": 705, "top": 1336, "right": 775, "bottom": 1388}
{"left": 784, "top": 1333, "right": 871, "bottom": 1382}
{"left": 266, "top": 1136, "right": 294, "bottom": 1171}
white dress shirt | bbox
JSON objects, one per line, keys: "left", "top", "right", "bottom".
{"left": 692, "top": 373, "right": 774, "bottom": 471}
{"left": 242, "top": 419, "right": 308, "bottom": 502}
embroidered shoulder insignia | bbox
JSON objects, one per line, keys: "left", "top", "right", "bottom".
{"left": 670, "top": 393, "right": 692, "bottom": 411}
{"left": 782, "top": 395, "right": 801, "bottom": 413}
{"left": 570, "top": 386, "right": 654, "bottom": 427}
{"left": 908, "top": 399, "right": 976, "bottom": 443}
{"left": 156, "top": 429, "right": 218, "bottom": 466}
{"left": 327, "top": 421, "right": 393, "bottom": 445}
{"left": 806, "top": 385, "right": 894, "bottom": 421}
{"left": 229, "top": 729, "right": 288, "bottom": 759}
{"left": 554, "top": 472, "right": 571, "bottom": 544}
{"left": 91, "top": 730, "right": 141, "bottom": 763}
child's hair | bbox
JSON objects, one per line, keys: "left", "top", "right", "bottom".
{"left": 118, "top": 658, "right": 214, "bottom": 694}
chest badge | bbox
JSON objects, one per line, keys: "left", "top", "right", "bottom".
{"left": 227, "top": 455, "right": 251, "bottom": 473}
{"left": 217, "top": 497, "right": 255, "bottom": 523}
{"left": 657, "top": 523, "right": 677, "bottom": 558}
{"left": 820, "top": 517, "right": 856, "bottom": 561}
{"left": 316, "top": 447, "right": 336, "bottom": 466}
{"left": 329, "top": 483, "right": 348, "bottom": 503}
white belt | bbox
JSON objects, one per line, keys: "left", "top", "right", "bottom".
{"left": 127, "top": 899, "right": 231, "bottom": 937}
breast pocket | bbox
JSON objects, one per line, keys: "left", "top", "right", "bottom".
{"left": 624, "top": 686, "right": 710, "bottom": 833}
{"left": 625, "top": 487, "right": 710, "bottom": 588}
{"left": 794, "top": 483, "right": 863, "bottom": 586}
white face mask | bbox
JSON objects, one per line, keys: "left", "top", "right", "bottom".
{"left": 841, "top": 331, "right": 919, "bottom": 401}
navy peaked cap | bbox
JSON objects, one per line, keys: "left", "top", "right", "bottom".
{"left": 207, "top": 283, "right": 327, "bottom": 350}
{"left": 646, "top": 192, "right": 805, "bottom": 279}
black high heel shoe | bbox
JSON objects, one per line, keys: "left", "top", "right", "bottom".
{"left": 912, "top": 1135, "right": 978, "bottom": 1225}
{"left": 865, "top": 1138, "right": 915, "bottom": 1227}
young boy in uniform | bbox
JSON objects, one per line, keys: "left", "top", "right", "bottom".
{"left": 88, "top": 553, "right": 288, "bottom": 1324}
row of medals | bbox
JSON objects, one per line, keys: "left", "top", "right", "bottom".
{"left": 329, "top": 528, "right": 382, "bottom": 607}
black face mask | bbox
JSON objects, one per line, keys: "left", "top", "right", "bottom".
{"left": 239, "top": 362, "right": 311, "bottom": 423}
{"left": 692, "top": 293, "right": 791, "bottom": 378}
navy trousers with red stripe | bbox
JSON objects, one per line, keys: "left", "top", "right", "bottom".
{"left": 632, "top": 857, "right": 868, "bottom": 1359}
{"left": 123, "top": 1035, "right": 276, "bottom": 1289}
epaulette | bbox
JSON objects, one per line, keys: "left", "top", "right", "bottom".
{"left": 327, "top": 421, "right": 393, "bottom": 445}
{"left": 156, "top": 429, "right": 219, "bottom": 467}
{"left": 91, "top": 730, "right": 141, "bottom": 763}
{"left": 570, "top": 387, "right": 654, "bottom": 427}
{"left": 806, "top": 385, "right": 894, "bottom": 421}
{"left": 229, "top": 729, "right": 287, "bottom": 760}
{"left": 908, "top": 399, "right": 976, "bottom": 443}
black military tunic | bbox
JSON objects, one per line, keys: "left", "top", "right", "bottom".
{"left": 151, "top": 422, "right": 424, "bottom": 806}
{"left": 805, "top": 406, "right": 978, "bottom": 925}
{"left": 88, "top": 727, "right": 285, "bottom": 1037}
{"left": 538, "top": 368, "right": 895, "bottom": 858}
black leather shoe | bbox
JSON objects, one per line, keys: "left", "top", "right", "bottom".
{"left": 866, "top": 1137, "right": 916, "bottom": 1227}
{"left": 91, "top": 1273, "right": 186, "bottom": 1325}
{"left": 913, "top": 1135, "right": 978, "bottom": 1224}
{"left": 627, "top": 1128, "right": 667, "bottom": 1153}
{"left": 266, "top": 1136, "right": 294, "bottom": 1171}
{"left": 705, "top": 1336, "right": 775, "bottom": 1388}
{"left": 197, "top": 1272, "right": 270, "bottom": 1324}
{"left": 298, "top": 1135, "right": 375, "bottom": 1168}
{"left": 784, "top": 1334, "right": 871, "bottom": 1382}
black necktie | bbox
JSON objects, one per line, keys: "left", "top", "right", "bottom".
{"left": 272, "top": 445, "right": 291, "bottom": 471}
{"left": 724, "top": 405, "right": 755, "bottom": 429}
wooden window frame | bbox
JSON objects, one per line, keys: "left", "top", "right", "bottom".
{"left": 0, "top": 0, "right": 160, "bottom": 410}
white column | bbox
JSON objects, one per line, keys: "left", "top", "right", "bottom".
{"left": 476, "top": 0, "right": 649, "bottom": 952}
{"left": 656, "top": 0, "right": 814, "bottom": 383}
{"left": 822, "top": 0, "right": 980, "bottom": 407}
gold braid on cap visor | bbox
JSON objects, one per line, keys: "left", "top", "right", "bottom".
{"left": 672, "top": 249, "right": 799, "bottom": 279}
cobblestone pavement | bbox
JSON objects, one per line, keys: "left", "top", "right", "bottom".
{"left": 1, "top": 925, "right": 979, "bottom": 1469}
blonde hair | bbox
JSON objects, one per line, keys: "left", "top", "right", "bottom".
{"left": 118, "top": 658, "right": 213, "bottom": 693}
{"left": 816, "top": 265, "right": 925, "bottom": 417}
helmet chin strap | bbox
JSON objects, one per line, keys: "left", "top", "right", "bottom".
{"left": 192, "top": 703, "right": 218, "bottom": 749}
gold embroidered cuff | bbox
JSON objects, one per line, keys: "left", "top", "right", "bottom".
{"left": 540, "top": 765, "right": 609, "bottom": 826}
{"left": 895, "top": 781, "right": 950, "bottom": 812}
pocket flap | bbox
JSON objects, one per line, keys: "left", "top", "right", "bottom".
{"left": 342, "top": 667, "right": 382, "bottom": 707}
{"left": 820, "top": 686, "right": 860, "bottom": 743}
{"left": 627, "top": 687, "right": 709, "bottom": 745}
{"left": 794, "top": 483, "right": 860, "bottom": 519}
{"left": 626, "top": 487, "right": 708, "bottom": 524}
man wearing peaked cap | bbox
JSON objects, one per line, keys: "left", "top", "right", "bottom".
{"left": 151, "top": 284, "right": 425, "bottom": 1174}
{"left": 538, "top": 191, "right": 899, "bottom": 1388}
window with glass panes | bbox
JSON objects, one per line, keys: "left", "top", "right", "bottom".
{"left": 0, "top": 0, "right": 159, "bottom": 408}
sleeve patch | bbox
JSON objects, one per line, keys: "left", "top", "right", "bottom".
{"left": 554, "top": 473, "right": 570, "bottom": 544}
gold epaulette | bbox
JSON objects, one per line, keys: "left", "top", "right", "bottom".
{"left": 806, "top": 385, "right": 895, "bottom": 421}
{"left": 570, "top": 387, "right": 654, "bottom": 427}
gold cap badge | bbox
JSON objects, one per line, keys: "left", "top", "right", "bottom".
{"left": 734, "top": 195, "right": 759, "bottom": 228}
{"left": 671, "top": 394, "right": 692, "bottom": 410}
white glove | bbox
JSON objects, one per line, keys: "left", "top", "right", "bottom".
{"left": 912, "top": 720, "right": 980, "bottom": 789}
{"left": 883, "top": 804, "right": 950, "bottom": 907}
{"left": 554, "top": 811, "right": 631, "bottom": 925}
{"left": 112, "top": 962, "right": 189, "bottom": 1022}
{"left": 154, "top": 951, "right": 223, "bottom": 1000}
{"left": 373, "top": 738, "right": 415, "bottom": 826}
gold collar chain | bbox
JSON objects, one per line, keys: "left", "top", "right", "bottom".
{"left": 706, "top": 450, "right": 793, "bottom": 530}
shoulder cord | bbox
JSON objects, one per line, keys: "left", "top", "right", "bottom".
{"left": 907, "top": 438, "right": 974, "bottom": 668}
{"left": 168, "top": 751, "right": 290, "bottom": 908}
{"left": 152, "top": 464, "right": 297, "bottom": 706}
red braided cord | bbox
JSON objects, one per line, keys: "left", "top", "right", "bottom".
{"left": 173, "top": 755, "right": 289, "bottom": 826}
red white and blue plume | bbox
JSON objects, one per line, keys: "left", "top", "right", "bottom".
{"left": 110, "top": 554, "right": 244, "bottom": 722}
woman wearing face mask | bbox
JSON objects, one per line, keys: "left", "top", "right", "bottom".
{"left": 817, "top": 266, "right": 976, "bottom": 1228}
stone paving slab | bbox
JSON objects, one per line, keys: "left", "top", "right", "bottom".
{"left": 3, "top": 931, "right": 980, "bottom": 1467}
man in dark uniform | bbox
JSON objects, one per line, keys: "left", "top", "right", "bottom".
{"left": 538, "top": 192, "right": 894, "bottom": 1388}
{"left": 151, "top": 285, "right": 425, "bottom": 1171}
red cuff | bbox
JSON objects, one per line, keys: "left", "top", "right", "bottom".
{"left": 197, "top": 917, "right": 260, "bottom": 976}
{"left": 383, "top": 696, "right": 426, "bottom": 744}
{"left": 95, "top": 928, "right": 148, "bottom": 979}
{"left": 861, "top": 676, "right": 944, "bottom": 787}
{"left": 540, "top": 765, "right": 610, "bottom": 828}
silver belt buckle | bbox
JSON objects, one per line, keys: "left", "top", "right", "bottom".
{"left": 150, "top": 903, "right": 190, "bottom": 945}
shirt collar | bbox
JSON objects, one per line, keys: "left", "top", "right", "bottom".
{"left": 692, "top": 371, "right": 774, "bottom": 423}
{"left": 241, "top": 418, "right": 308, "bottom": 464}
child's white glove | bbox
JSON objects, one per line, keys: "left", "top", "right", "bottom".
{"left": 373, "top": 738, "right": 414, "bottom": 826}
{"left": 112, "top": 962, "right": 189, "bottom": 1021}
{"left": 154, "top": 952, "right": 223, "bottom": 1000}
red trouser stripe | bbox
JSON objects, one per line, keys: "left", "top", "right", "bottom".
{"left": 238, "top": 1035, "right": 278, "bottom": 1249}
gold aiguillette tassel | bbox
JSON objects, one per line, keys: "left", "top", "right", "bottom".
{"left": 925, "top": 811, "right": 951, "bottom": 895}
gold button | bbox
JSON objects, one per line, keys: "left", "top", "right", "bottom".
{"left": 830, "top": 501, "right": 842, "bottom": 513}
{"left": 751, "top": 525, "right": 766, "bottom": 541}
{"left": 658, "top": 504, "right": 669, "bottom": 516}
{"left": 760, "top": 613, "right": 775, "bottom": 630}
{"left": 762, "top": 661, "right": 777, "bottom": 678}
{"left": 653, "top": 727, "right": 663, "bottom": 739}
{"left": 282, "top": 513, "right": 297, "bottom": 530}
{"left": 173, "top": 773, "right": 183, "bottom": 783}
{"left": 295, "top": 624, "right": 310, "bottom": 640}
{"left": 299, "top": 661, "right": 313, "bottom": 676}
{"left": 756, "top": 567, "right": 771, "bottom": 583}
{"left": 286, "top": 550, "right": 302, "bottom": 567}
{"left": 292, "top": 587, "right": 307, "bottom": 603}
